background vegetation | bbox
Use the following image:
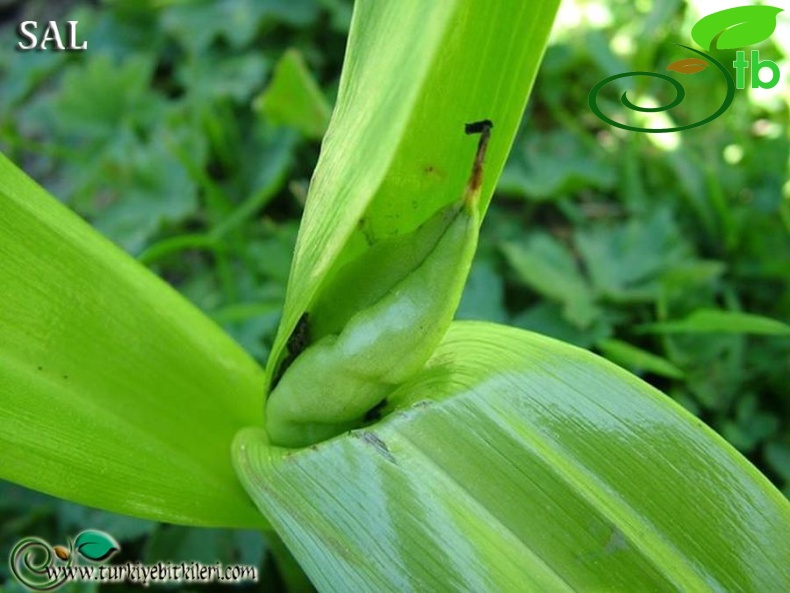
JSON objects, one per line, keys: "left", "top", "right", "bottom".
{"left": 1, "top": 0, "right": 788, "bottom": 590}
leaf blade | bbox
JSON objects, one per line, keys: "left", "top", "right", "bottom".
{"left": 597, "top": 338, "right": 685, "bottom": 379}
{"left": 257, "top": 48, "right": 331, "bottom": 139}
{"left": 265, "top": 0, "right": 561, "bottom": 387}
{"left": 639, "top": 309, "right": 790, "bottom": 336}
{"left": 0, "top": 153, "right": 266, "bottom": 528}
{"left": 234, "top": 322, "right": 790, "bottom": 591}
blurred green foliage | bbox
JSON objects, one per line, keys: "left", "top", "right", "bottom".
{"left": 1, "top": 0, "right": 788, "bottom": 590}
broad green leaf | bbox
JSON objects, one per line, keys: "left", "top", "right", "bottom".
{"left": 575, "top": 209, "right": 692, "bottom": 304}
{"left": 502, "top": 235, "right": 599, "bottom": 328}
{"left": 720, "top": 393, "right": 779, "bottom": 454}
{"left": 50, "top": 54, "right": 158, "bottom": 140}
{"left": 92, "top": 133, "right": 199, "bottom": 254}
{"left": 0, "top": 32, "right": 66, "bottom": 112}
{"left": 0, "top": 154, "right": 265, "bottom": 528}
{"left": 234, "top": 322, "right": 790, "bottom": 592}
{"left": 640, "top": 309, "right": 790, "bottom": 336}
{"left": 74, "top": 530, "right": 119, "bottom": 562}
{"left": 265, "top": 0, "right": 561, "bottom": 386}
{"left": 179, "top": 51, "right": 268, "bottom": 104}
{"left": 691, "top": 5, "right": 783, "bottom": 51}
{"left": 597, "top": 338, "right": 685, "bottom": 380}
{"left": 257, "top": 49, "right": 331, "bottom": 139}
{"left": 161, "top": 0, "right": 319, "bottom": 53}
{"left": 498, "top": 129, "right": 616, "bottom": 200}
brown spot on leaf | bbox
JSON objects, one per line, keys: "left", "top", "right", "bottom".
{"left": 667, "top": 58, "right": 709, "bottom": 74}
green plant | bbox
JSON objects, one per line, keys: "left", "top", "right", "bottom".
{"left": 2, "top": 1, "right": 790, "bottom": 591}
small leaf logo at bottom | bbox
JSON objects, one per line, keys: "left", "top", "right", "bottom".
{"left": 667, "top": 58, "right": 709, "bottom": 74}
{"left": 74, "top": 530, "right": 119, "bottom": 562}
{"left": 53, "top": 545, "right": 70, "bottom": 561}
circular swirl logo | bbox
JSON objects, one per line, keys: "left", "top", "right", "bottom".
{"left": 9, "top": 537, "right": 68, "bottom": 591}
{"left": 588, "top": 5, "right": 783, "bottom": 134}
{"left": 588, "top": 45, "right": 735, "bottom": 134}
{"left": 9, "top": 530, "right": 119, "bottom": 591}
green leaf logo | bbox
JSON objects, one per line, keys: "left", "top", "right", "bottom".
{"left": 74, "top": 530, "right": 119, "bottom": 562}
{"left": 691, "top": 5, "right": 783, "bottom": 50}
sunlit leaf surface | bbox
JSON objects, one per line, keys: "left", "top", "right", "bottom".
{"left": 236, "top": 322, "right": 790, "bottom": 592}
{"left": 0, "top": 154, "right": 266, "bottom": 528}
